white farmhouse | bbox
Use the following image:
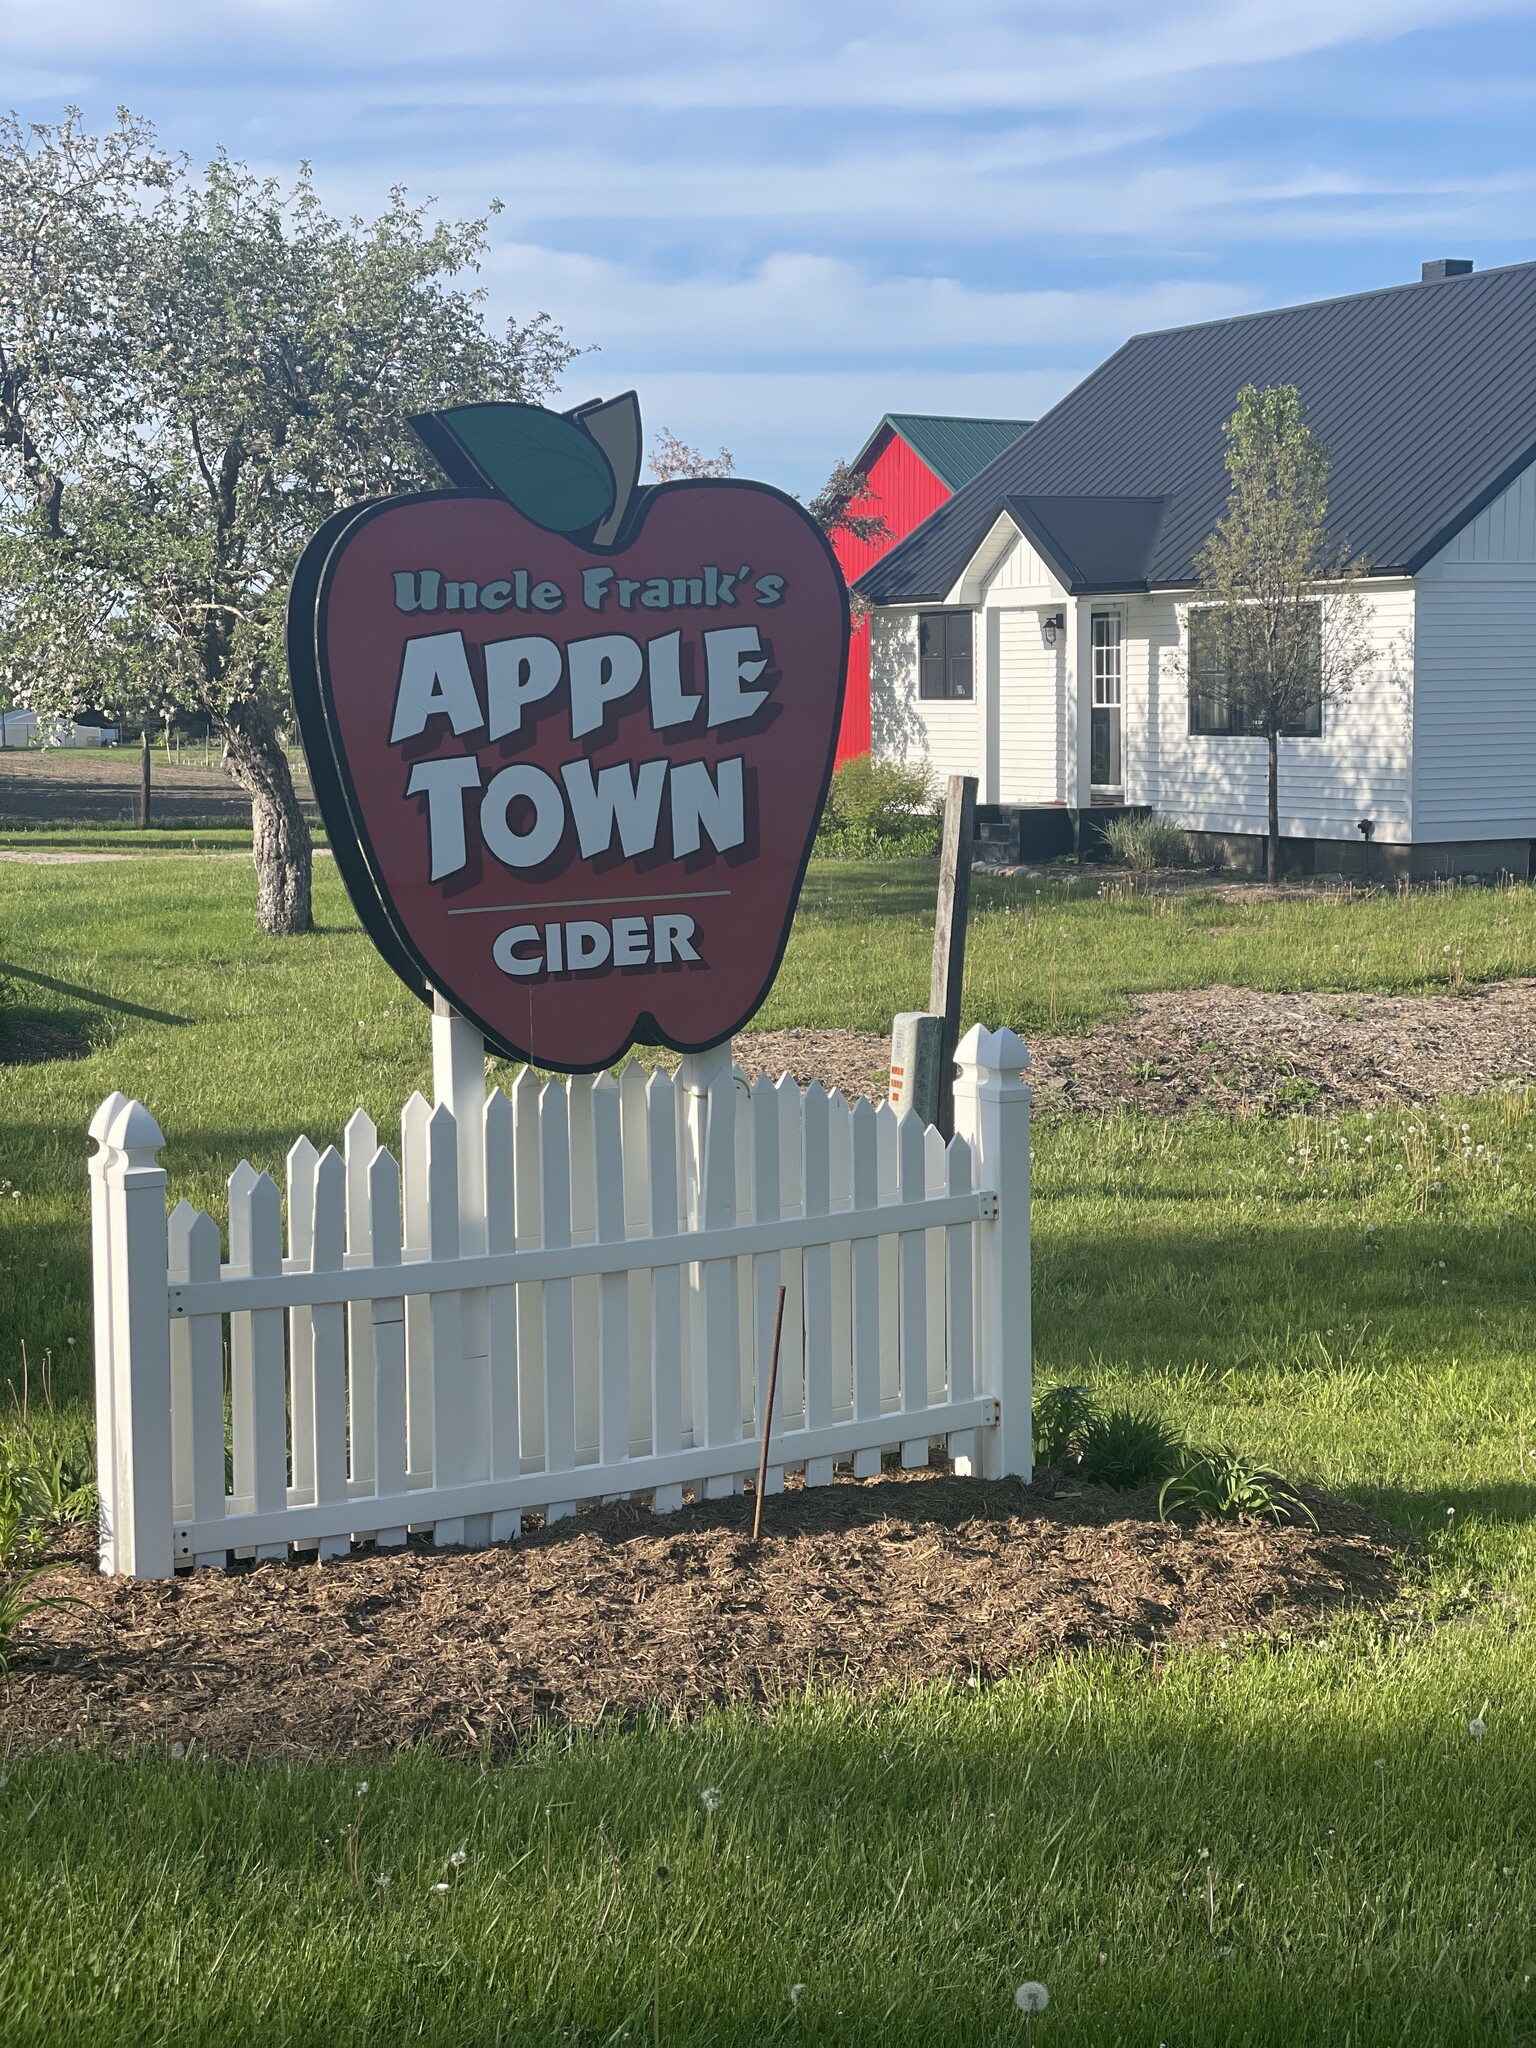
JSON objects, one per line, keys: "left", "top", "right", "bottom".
{"left": 856, "top": 258, "right": 1536, "bottom": 879}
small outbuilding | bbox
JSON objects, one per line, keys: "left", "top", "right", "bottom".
{"left": 856, "top": 259, "right": 1536, "bottom": 878}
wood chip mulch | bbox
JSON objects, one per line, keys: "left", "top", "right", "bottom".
{"left": 1, "top": 1471, "right": 1403, "bottom": 1760}
{"left": 736, "top": 979, "right": 1536, "bottom": 1118}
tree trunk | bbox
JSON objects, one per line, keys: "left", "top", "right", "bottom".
{"left": 221, "top": 713, "right": 313, "bottom": 936}
{"left": 1267, "top": 728, "right": 1280, "bottom": 886}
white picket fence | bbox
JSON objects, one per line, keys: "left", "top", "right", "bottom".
{"left": 88, "top": 1022, "right": 1032, "bottom": 1578}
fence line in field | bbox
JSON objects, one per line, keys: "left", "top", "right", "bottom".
{"left": 89, "top": 1024, "right": 1032, "bottom": 1578}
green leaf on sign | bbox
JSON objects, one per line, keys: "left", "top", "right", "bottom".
{"left": 411, "top": 404, "right": 617, "bottom": 534}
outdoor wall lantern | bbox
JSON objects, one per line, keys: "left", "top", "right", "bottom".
{"left": 1042, "top": 611, "right": 1065, "bottom": 646}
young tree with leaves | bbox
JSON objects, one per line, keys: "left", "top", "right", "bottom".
{"left": 1186, "top": 383, "right": 1374, "bottom": 885}
{"left": 0, "top": 108, "right": 575, "bottom": 933}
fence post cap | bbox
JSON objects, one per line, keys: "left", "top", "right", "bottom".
{"left": 89, "top": 1091, "right": 130, "bottom": 1144}
{"left": 106, "top": 1097, "right": 165, "bottom": 1158}
{"left": 955, "top": 1024, "right": 1031, "bottom": 1075}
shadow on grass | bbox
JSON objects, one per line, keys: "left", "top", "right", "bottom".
{"left": 0, "top": 960, "right": 187, "bottom": 1025}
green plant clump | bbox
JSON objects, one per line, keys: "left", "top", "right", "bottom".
{"left": 1159, "top": 1445, "right": 1319, "bottom": 1527}
{"left": 1100, "top": 812, "right": 1194, "bottom": 870}
{"left": 1075, "top": 1404, "right": 1186, "bottom": 1490}
{"left": 1034, "top": 1384, "right": 1187, "bottom": 1489}
{"left": 814, "top": 754, "right": 940, "bottom": 859}
{"left": 1032, "top": 1381, "right": 1097, "bottom": 1467}
{"left": 0, "top": 1441, "right": 88, "bottom": 1672}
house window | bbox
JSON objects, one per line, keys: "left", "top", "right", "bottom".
{"left": 1090, "top": 611, "right": 1123, "bottom": 787}
{"left": 1187, "top": 607, "right": 1322, "bottom": 737}
{"left": 918, "top": 610, "right": 974, "bottom": 700}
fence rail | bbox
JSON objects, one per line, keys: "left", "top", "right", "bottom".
{"left": 89, "top": 1024, "right": 1032, "bottom": 1578}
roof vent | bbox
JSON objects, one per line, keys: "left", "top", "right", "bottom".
{"left": 1422, "top": 258, "right": 1474, "bottom": 281}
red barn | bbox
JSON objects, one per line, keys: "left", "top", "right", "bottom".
{"left": 831, "top": 413, "right": 1032, "bottom": 764}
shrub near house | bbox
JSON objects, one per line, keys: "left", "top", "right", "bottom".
{"left": 815, "top": 754, "right": 940, "bottom": 858}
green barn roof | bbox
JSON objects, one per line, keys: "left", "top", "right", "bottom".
{"left": 867, "top": 413, "right": 1033, "bottom": 491}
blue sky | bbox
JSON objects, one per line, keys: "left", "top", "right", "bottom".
{"left": 4, "top": 0, "right": 1535, "bottom": 495}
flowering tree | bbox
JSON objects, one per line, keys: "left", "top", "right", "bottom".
{"left": 1186, "top": 384, "right": 1374, "bottom": 885}
{"left": 647, "top": 428, "right": 735, "bottom": 482}
{"left": 0, "top": 108, "right": 576, "bottom": 933}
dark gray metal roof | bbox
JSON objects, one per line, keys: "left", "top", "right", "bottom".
{"left": 857, "top": 259, "right": 1536, "bottom": 603}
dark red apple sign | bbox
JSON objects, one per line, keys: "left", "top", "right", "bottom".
{"left": 288, "top": 396, "right": 849, "bottom": 1072}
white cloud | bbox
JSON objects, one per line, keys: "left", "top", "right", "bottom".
{"left": 3, "top": 0, "right": 1531, "bottom": 494}
{"left": 486, "top": 242, "right": 1257, "bottom": 363}
{"left": 4, "top": 0, "right": 1527, "bottom": 108}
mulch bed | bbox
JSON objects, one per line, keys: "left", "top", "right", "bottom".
{"left": 737, "top": 979, "right": 1536, "bottom": 1118}
{"left": 0, "top": 1016, "right": 92, "bottom": 1065}
{"left": 1, "top": 1470, "right": 1403, "bottom": 1760}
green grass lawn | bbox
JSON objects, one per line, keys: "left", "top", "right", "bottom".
{"left": 2, "top": 856, "right": 1536, "bottom": 2044}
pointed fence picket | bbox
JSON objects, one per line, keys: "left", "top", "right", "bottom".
{"left": 89, "top": 1027, "right": 1032, "bottom": 1577}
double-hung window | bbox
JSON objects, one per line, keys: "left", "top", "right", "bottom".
{"left": 918, "top": 610, "right": 974, "bottom": 700}
{"left": 1187, "top": 606, "right": 1323, "bottom": 737}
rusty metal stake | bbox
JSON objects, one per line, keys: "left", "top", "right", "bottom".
{"left": 751, "top": 1284, "right": 788, "bottom": 1544}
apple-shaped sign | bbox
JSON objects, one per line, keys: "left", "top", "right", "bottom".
{"left": 287, "top": 394, "right": 849, "bottom": 1072}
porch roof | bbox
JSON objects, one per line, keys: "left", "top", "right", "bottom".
{"left": 1002, "top": 494, "right": 1167, "bottom": 595}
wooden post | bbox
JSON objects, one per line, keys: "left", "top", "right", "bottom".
{"left": 139, "top": 729, "right": 152, "bottom": 828}
{"left": 928, "top": 774, "right": 977, "bottom": 1140}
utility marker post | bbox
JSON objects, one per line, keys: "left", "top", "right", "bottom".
{"left": 928, "top": 774, "right": 977, "bottom": 1139}
{"left": 139, "top": 729, "right": 152, "bottom": 829}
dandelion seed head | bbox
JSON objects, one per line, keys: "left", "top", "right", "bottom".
{"left": 431, "top": 1881, "right": 451, "bottom": 1895}
{"left": 1469, "top": 1717, "right": 1487, "bottom": 1740}
{"left": 1014, "top": 1982, "right": 1050, "bottom": 2014}
{"left": 788, "top": 1984, "right": 805, "bottom": 2007}
{"left": 356, "top": 1781, "right": 369, "bottom": 1797}
{"left": 700, "top": 1787, "right": 721, "bottom": 1813}
{"left": 449, "top": 1848, "right": 467, "bottom": 1867}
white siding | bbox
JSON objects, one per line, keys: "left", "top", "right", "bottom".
{"left": 1413, "top": 465, "right": 1536, "bottom": 839}
{"left": 981, "top": 530, "right": 1064, "bottom": 606}
{"left": 869, "top": 608, "right": 978, "bottom": 783}
{"left": 1117, "top": 595, "right": 1181, "bottom": 807}
{"left": 1148, "top": 584, "right": 1415, "bottom": 842}
{"left": 1427, "top": 463, "right": 1536, "bottom": 569}
{"left": 996, "top": 611, "right": 1062, "bottom": 801}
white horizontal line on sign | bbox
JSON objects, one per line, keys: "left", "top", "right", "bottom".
{"left": 446, "top": 889, "right": 733, "bottom": 917}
